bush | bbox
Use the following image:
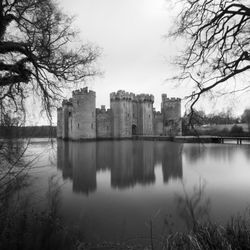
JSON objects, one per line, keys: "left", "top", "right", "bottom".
{"left": 230, "top": 125, "right": 244, "bottom": 136}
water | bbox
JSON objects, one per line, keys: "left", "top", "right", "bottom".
{"left": 25, "top": 139, "right": 250, "bottom": 244}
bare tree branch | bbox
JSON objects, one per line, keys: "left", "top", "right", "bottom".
{"left": 169, "top": 0, "right": 250, "bottom": 121}
{"left": 0, "top": 0, "right": 100, "bottom": 120}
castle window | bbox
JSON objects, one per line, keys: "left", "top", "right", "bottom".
{"left": 91, "top": 123, "right": 93, "bottom": 129}
{"left": 127, "top": 113, "right": 129, "bottom": 117}
{"left": 78, "top": 123, "right": 79, "bottom": 128}
{"left": 71, "top": 120, "right": 72, "bottom": 130}
{"left": 69, "top": 112, "right": 72, "bottom": 117}
{"left": 149, "top": 114, "right": 150, "bottom": 118}
{"left": 77, "top": 100, "right": 79, "bottom": 106}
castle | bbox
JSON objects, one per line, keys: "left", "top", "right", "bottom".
{"left": 57, "top": 87, "right": 182, "bottom": 140}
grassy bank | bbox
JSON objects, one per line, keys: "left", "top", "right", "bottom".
{"left": 1, "top": 200, "right": 250, "bottom": 250}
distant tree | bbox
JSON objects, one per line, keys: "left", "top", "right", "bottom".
{"left": 230, "top": 124, "right": 243, "bottom": 135}
{"left": 0, "top": 0, "right": 99, "bottom": 119}
{"left": 183, "top": 110, "right": 206, "bottom": 126}
{"left": 170, "top": 0, "right": 250, "bottom": 117}
{"left": 241, "top": 109, "right": 250, "bottom": 131}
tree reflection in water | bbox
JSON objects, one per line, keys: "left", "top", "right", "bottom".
{"left": 175, "top": 179, "right": 210, "bottom": 231}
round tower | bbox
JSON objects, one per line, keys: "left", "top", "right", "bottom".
{"left": 110, "top": 90, "right": 134, "bottom": 138}
{"left": 62, "top": 100, "right": 72, "bottom": 140}
{"left": 161, "top": 95, "right": 182, "bottom": 136}
{"left": 71, "top": 87, "right": 96, "bottom": 140}
{"left": 135, "top": 94, "right": 154, "bottom": 135}
{"left": 57, "top": 107, "right": 63, "bottom": 138}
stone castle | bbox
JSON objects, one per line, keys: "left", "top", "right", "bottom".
{"left": 57, "top": 87, "right": 182, "bottom": 140}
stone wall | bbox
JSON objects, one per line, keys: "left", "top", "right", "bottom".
{"left": 135, "top": 94, "right": 154, "bottom": 135}
{"left": 62, "top": 100, "right": 72, "bottom": 139}
{"left": 57, "top": 89, "right": 182, "bottom": 140}
{"left": 110, "top": 91, "right": 134, "bottom": 138}
{"left": 132, "top": 101, "right": 138, "bottom": 130}
{"left": 71, "top": 87, "right": 96, "bottom": 140}
{"left": 162, "top": 94, "right": 182, "bottom": 136}
{"left": 57, "top": 108, "right": 63, "bottom": 138}
{"left": 153, "top": 111, "right": 163, "bottom": 135}
{"left": 96, "top": 106, "right": 112, "bottom": 138}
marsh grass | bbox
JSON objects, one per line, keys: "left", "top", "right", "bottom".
{"left": 0, "top": 176, "right": 77, "bottom": 250}
{"left": 162, "top": 216, "right": 250, "bottom": 250}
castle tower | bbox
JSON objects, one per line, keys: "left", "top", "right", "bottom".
{"left": 135, "top": 94, "right": 154, "bottom": 135}
{"left": 96, "top": 105, "right": 112, "bottom": 138}
{"left": 71, "top": 87, "right": 96, "bottom": 140}
{"left": 62, "top": 99, "right": 73, "bottom": 140}
{"left": 57, "top": 107, "right": 63, "bottom": 138}
{"left": 161, "top": 94, "right": 182, "bottom": 136}
{"left": 110, "top": 90, "right": 134, "bottom": 138}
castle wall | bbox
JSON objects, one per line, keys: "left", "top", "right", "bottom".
{"left": 58, "top": 88, "right": 181, "bottom": 140}
{"left": 96, "top": 106, "right": 112, "bottom": 138}
{"left": 68, "top": 104, "right": 73, "bottom": 139}
{"left": 110, "top": 91, "right": 133, "bottom": 138}
{"left": 62, "top": 101, "right": 72, "bottom": 139}
{"left": 153, "top": 112, "right": 163, "bottom": 136}
{"left": 57, "top": 108, "right": 63, "bottom": 138}
{"left": 136, "top": 95, "right": 154, "bottom": 135}
{"left": 141, "top": 102, "right": 153, "bottom": 135}
{"left": 71, "top": 88, "right": 96, "bottom": 140}
{"left": 162, "top": 94, "right": 182, "bottom": 136}
{"left": 132, "top": 101, "right": 138, "bottom": 128}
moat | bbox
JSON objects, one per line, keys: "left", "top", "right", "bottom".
{"left": 26, "top": 139, "right": 250, "bottom": 244}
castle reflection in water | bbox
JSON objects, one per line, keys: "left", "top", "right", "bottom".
{"left": 57, "top": 140, "right": 183, "bottom": 194}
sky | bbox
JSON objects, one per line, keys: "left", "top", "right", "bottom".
{"left": 27, "top": 0, "right": 250, "bottom": 125}
{"left": 60, "top": 0, "right": 180, "bottom": 111}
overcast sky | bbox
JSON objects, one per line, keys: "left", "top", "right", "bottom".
{"left": 27, "top": 0, "right": 250, "bottom": 125}
{"left": 59, "top": 0, "right": 181, "bottom": 110}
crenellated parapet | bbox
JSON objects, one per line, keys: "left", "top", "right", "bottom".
{"left": 62, "top": 99, "right": 72, "bottom": 106}
{"left": 57, "top": 88, "right": 182, "bottom": 139}
{"left": 135, "top": 94, "right": 154, "bottom": 103}
{"left": 154, "top": 111, "right": 162, "bottom": 116}
{"left": 162, "top": 94, "right": 181, "bottom": 103}
{"left": 110, "top": 90, "right": 154, "bottom": 103}
{"left": 96, "top": 105, "right": 112, "bottom": 115}
{"left": 72, "top": 87, "right": 96, "bottom": 97}
{"left": 110, "top": 90, "right": 135, "bottom": 101}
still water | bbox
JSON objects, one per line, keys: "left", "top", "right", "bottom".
{"left": 27, "top": 139, "right": 250, "bottom": 243}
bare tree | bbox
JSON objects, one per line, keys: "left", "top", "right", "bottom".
{"left": 169, "top": 0, "right": 250, "bottom": 117}
{"left": 0, "top": 0, "right": 100, "bottom": 119}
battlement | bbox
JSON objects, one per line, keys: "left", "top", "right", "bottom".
{"left": 58, "top": 88, "right": 182, "bottom": 139}
{"left": 135, "top": 94, "right": 154, "bottom": 103}
{"left": 62, "top": 99, "right": 72, "bottom": 106}
{"left": 162, "top": 94, "right": 181, "bottom": 103}
{"left": 110, "top": 90, "right": 154, "bottom": 103}
{"left": 72, "top": 87, "right": 96, "bottom": 97}
{"left": 154, "top": 111, "right": 162, "bottom": 116}
{"left": 110, "top": 90, "right": 135, "bottom": 101}
{"left": 96, "top": 105, "right": 112, "bottom": 115}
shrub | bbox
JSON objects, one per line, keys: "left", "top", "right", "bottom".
{"left": 230, "top": 125, "right": 244, "bottom": 136}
